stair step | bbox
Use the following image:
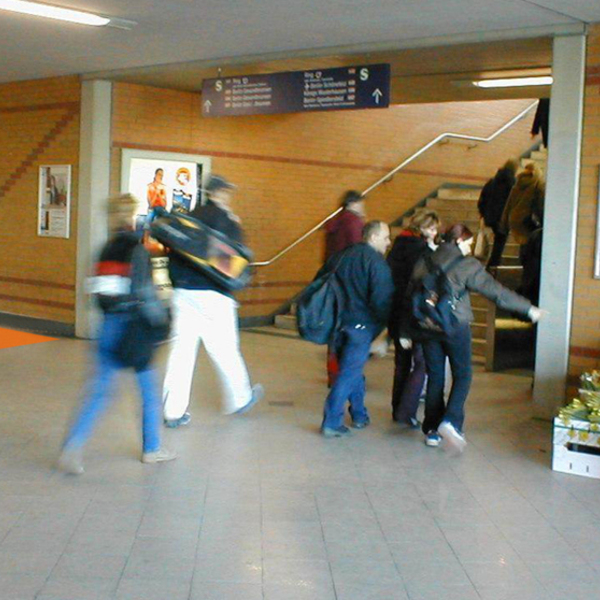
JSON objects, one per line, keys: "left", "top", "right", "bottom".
{"left": 471, "top": 322, "right": 487, "bottom": 338}
{"left": 437, "top": 188, "right": 481, "bottom": 201}
{"left": 428, "top": 199, "right": 478, "bottom": 213}
{"left": 470, "top": 293, "right": 489, "bottom": 309}
{"left": 472, "top": 337, "right": 487, "bottom": 356}
{"left": 274, "top": 314, "right": 298, "bottom": 331}
{"left": 435, "top": 210, "right": 481, "bottom": 223}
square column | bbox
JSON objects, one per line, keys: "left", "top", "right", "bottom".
{"left": 533, "top": 34, "right": 586, "bottom": 416}
{"left": 75, "top": 80, "right": 112, "bottom": 338}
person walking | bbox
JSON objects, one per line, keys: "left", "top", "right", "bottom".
{"left": 387, "top": 209, "right": 440, "bottom": 427}
{"left": 323, "top": 190, "right": 367, "bottom": 387}
{"left": 320, "top": 221, "right": 394, "bottom": 438}
{"left": 403, "top": 223, "right": 545, "bottom": 453}
{"left": 58, "top": 194, "right": 175, "bottom": 475}
{"left": 499, "top": 163, "right": 545, "bottom": 261}
{"left": 162, "top": 175, "right": 263, "bottom": 427}
{"left": 477, "top": 159, "right": 518, "bottom": 268}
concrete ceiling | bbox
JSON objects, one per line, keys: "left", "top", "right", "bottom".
{"left": 0, "top": 0, "right": 596, "bottom": 86}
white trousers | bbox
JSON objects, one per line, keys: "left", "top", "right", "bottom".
{"left": 162, "top": 289, "right": 252, "bottom": 418}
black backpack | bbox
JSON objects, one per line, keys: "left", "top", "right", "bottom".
{"left": 296, "top": 255, "right": 346, "bottom": 345}
{"left": 410, "top": 254, "right": 465, "bottom": 340}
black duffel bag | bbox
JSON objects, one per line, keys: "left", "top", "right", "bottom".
{"left": 150, "top": 208, "right": 253, "bottom": 292}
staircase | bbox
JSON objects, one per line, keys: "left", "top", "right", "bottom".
{"left": 271, "top": 147, "right": 548, "bottom": 370}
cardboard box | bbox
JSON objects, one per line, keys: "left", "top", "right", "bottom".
{"left": 552, "top": 417, "right": 600, "bottom": 479}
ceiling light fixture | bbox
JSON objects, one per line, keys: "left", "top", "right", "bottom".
{"left": 473, "top": 76, "right": 553, "bottom": 88}
{"left": 0, "top": 0, "right": 110, "bottom": 26}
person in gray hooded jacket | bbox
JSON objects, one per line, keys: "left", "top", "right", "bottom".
{"left": 402, "top": 223, "right": 545, "bottom": 453}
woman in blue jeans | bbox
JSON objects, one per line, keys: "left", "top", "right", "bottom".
{"left": 58, "top": 194, "right": 175, "bottom": 475}
{"left": 404, "top": 223, "right": 545, "bottom": 453}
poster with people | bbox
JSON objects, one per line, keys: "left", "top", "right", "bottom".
{"left": 124, "top": 156, "right": 204, "bottom": 220}
{"left": 38, "top": 165, "right": 71, "bottom": 238}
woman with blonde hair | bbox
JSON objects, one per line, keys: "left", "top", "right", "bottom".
{"left": 58, "top": 194, "right": 175, "bottom": 475}
{"left": 387, "top": 209, "right": 440, "bottom": 426}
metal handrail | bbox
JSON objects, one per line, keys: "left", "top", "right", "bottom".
{"left": 252, "top": 100, "right": 539, "bottom": 267}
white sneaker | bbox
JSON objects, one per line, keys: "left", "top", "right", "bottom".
{"left": 58, "top": 446, "right": 84, "bottom": 475}
{"left": 142, "top": 447, "right": 177, "bottom": 464}
{"left": 438, "top": 421, "right": 467, "bottom": 454}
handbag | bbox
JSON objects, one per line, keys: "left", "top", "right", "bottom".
{"left": 113, "top": 244, "right": 171, "bottom": 371}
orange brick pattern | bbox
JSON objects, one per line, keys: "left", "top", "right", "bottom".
{"left": 0, "top": 77, "right": 80, "bottom": 323}
{"left": 111, "top": 82, "right": 537, "bottom": 317}
{"left": 569, "top": 24, "right": 600, "bottom": 393}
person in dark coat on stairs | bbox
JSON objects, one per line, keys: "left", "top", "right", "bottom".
{"left": 387, "top": 209, "right": 440, "bottom": 428}
{"left": 324, "top": 190, "right": 366, "bottom": 387}
{"left": 402, "top": 223, "right": 546, "bottom": 454}
{"left": 477, "top": 159, "right": 518, "bottom": 268}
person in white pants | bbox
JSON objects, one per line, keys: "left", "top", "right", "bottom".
{"left": 162, "top": 175, "right": 263, "bottom": 427}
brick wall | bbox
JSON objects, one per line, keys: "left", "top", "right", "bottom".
{"left": 0, "top": 76, "right": 80, "bottom": 323}
{"left": 111, "top": 82, "right": 536, "bottom": 317}
{"left": 569, "top": 24, "right": 600, "bottom": 389}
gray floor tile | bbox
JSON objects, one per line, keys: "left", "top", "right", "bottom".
{"left": 189, "top": 581, "right": 263, "bottom": 600}
{"left": 264, "top": 582, "right": 337, "bottom": 600}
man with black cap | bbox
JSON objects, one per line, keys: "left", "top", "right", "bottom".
{"left": 162, "top": 175, "right": 263, "bottom": 427}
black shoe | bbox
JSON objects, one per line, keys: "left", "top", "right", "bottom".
{"left": 394, "top": 416, "right": 421, "bottom": 430}
{"left": 351, "top": 418, "right": 370, "bottom": 429}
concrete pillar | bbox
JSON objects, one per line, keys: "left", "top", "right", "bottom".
{"left": 75, "top": 80, "right": 112, "bottom": 339}
{"left": 533, "top": 34, "right": 586, "bottom": 417}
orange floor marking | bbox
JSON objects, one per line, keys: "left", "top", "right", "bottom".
{"left": 0, "top": 327, "right": 58, "bottom": 350}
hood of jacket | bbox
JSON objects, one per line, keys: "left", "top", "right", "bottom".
{"left": 494, "top": 166, "right": 516, "bottom": 187}
{"left": 513, "top": 170, "right": 539, "bottom": 191}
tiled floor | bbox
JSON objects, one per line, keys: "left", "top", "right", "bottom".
{"left": 1, "top": 330, "right": 599, "bottom": 600}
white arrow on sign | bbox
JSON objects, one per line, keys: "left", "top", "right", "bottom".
{"left": 204, "top": 100, "right": 212, "bottom": 113}
{"left": 372, "top": 89, "right": 383, "bottom": 104}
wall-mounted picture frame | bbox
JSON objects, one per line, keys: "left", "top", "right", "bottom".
{"left": 120, "top": 149, "right": 211, "bottom": 218}
{"left": 38, "top": 165, "right": 71, "bottom": 238}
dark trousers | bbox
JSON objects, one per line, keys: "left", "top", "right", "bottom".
{"left": 487, "top": 226, "right": 507, "bottom": 268}
{"left": 322, "top": 325, "right": 372, "bottom": 429}
{"left": 421, "top": 324, "right": 473, "bottom": 434}
{"left": 391, "top": 340, "right": 425, "bottom": 422}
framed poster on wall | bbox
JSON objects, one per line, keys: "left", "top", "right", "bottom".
{"left": 120, "top": 149, "right": 211, "bottom": 219}
{"left": 595, "top": 169, "right": 600, "bottom": 279}
{"left": 120, "top": 149, "right": 211, "bottom": 295}
{"left": 38, "top": 165, "right": 71, "bottom": 238}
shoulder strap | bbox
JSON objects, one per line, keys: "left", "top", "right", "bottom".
{"left": 439, "top": 254, "right": 464, "bottom": 275}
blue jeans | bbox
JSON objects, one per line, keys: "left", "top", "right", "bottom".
{"left": 421, "top": 323, "right": 473, "bottom": 434}
{"left": 64, "top": 313, "right": 161, "bottom": 453}
{"left": 322, "top": 325, "right": 373, "bottom": 429}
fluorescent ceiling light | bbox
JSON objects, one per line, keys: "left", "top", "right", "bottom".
{"left": 0, "top": 0, "right": 110, "bottom": 26}
{"left": 473, "top": 76, "right": 553, "bottom": 88}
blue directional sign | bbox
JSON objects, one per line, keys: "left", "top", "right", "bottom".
{"left": 201, "top": 64, "right": 390, "bottom": 117}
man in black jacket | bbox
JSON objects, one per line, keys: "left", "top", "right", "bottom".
{"left": 162, "top": 175, "right": 262, "bottom": 427}
{"left": 477, "top": 159, "right": 517, "bottom": 268}
{"left": 321, "top": 221, "right": 394, "bottom": 438}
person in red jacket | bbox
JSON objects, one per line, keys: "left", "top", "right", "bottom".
{"left": 324, "top": 190, "right": 366, "bottom": 386}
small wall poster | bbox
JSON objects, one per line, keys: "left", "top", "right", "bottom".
{"left": 38, "top": 165, "right": 71, "bottom": 238}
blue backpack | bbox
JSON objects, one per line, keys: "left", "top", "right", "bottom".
{"left": 410, "top": 254, "right": 465, "bottom": 340}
